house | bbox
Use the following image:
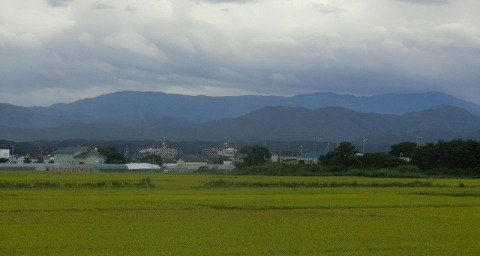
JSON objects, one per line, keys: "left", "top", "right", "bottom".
{"left": 53, "top": 147, "right": 106, "bottom": 165}
{"left": 271, "top": 151, "right": 300, "bottom": 164}
{"left": 0, "top": 149, "right": 10, "bottom": 160}
{"left": 297, "top": 152, "right": 326, "bottom": 164}
{"left": 176, "top": 155, "right": 208, "bottom": 166}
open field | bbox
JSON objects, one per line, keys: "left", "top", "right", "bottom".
{"left": 1, "top": 171, "right": 480, "bottom": 255}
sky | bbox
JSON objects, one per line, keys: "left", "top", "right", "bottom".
{"left": 1, "top": 0, "right": 479, "bottom": 106}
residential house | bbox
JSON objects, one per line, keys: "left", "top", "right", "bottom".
{"left": 176, "top": 155, "right": 208, "bottom": 166}
{"left": 0, "top": 149, "right": 10, "bottom": 160}
{"left": 271, "top": 151, "right": 300, "bottom": 164}
{"left": 53, "top": 147, "right": 106, "bottom": 165}
{"left": 297, "top": 152, "right": 326, "bottom": 164}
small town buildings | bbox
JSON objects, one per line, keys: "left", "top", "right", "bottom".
{"left": 53, "top": 147, "right": 106, "bottom": 165}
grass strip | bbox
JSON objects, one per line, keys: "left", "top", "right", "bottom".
{"left": 0, "top": 177, "right": 154, "bottom": 188}
{"left": 202, "top": 179, "right": 438, "bottom": 188}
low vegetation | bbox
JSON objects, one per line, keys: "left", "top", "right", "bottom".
{"left": 202, "top": 178, "right": 436, "bottom": 188}
{"left": 0, "top": 177, "right": 154, "bottom": 188}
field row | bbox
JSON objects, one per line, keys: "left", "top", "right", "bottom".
{"left": 1, "top": 171, "right": 479, "bottom": 255}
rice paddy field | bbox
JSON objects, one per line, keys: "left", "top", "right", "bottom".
{"left": 1, "top": 171, "right": 479, "bottom": 255}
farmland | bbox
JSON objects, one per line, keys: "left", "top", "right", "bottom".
{"left": 1, "top": 171, "right": 479, "bottom": 255}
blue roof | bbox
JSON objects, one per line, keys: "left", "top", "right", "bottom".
{"left": 300, "top": 152, "right": 326, "bottom": 158}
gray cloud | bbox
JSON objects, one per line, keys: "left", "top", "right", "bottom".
{"left": 1, "top": 0, "right": 479, "bottom": 106}
{"left": 198, "top": 0, "right": 257, "bottom": 3}
{"left": 91, "top": 2, "right": 116, "bottom": 10}
{"left": 394, "top": 0, "right": 449, "bottom": 4}
{"left": 45, "top": 0, "right": 74, "bottom": 7}
{"left": 311, "top": 3, "right": 346, "bottom": 14}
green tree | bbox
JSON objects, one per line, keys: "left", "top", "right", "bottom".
{"left": 138, "top": 154, "right": 163, "bottom": 166}
{"left": 239, "top": 145, "right": 272, "bottom": 166}
{"left": 0, "top": 158, "right": 8, "bottom": 163}
{"left": 410, "top": 142, "right": 436, "bottom": 170}
{"left": 361, "top": 152, "right": 403, "bottom": 169}
{"left": 97, "top": 146, "right": 126, "bottom": 164}
{"left": 410, "top": 139, "right": 480, "bottom": 173}
{"left": 389, "top": 141, "right": 417, "bottom": 158}
{"left": 323, "top": 141, "right": 359, "bottom": 168}
{"left": 209, "top": 155, "right": 230, "bottom": 164}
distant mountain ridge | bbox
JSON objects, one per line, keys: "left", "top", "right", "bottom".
{"left": 1, "top": 104, "right": 480, "bottom": 144}
{"left": 50, "top": 91, "right": 480, "bottom": 122}
{"left": 1, "top": 91, "right": 480, "bottom": 143}
{"left": 193, "top": 105, "right": 480, "bottom": 142}
{"left": 2, "top": 91, "right": 480, "bottom": 131}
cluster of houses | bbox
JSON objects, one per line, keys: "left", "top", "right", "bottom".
{"left": 1, "top": 149, "right": 52, "bottom": 163}
{"left": 1, "top": 145, "right": 326, "bottom": 172}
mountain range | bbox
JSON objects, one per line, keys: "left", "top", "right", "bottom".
{"left": 1, "top": 91, "right": 480, "bottom": 144}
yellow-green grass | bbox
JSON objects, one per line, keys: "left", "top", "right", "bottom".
{"left": 1, "top": 171, "right": 479, "bottom": 255}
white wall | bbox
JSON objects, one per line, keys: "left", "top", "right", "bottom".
{"left": 0, "top": 149, "right": 10, "bottom": 159}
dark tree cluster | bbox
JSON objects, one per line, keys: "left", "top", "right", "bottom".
{"left": 322, "top": 141, "right": 359, "bottom": 168}
{"left": 322, "top": 141, "right": 404, "bottom": 171}
{"left": 97, "top": 146, "right": 126, "bottom": 164}
{"left": 238, "top": 145, "right": 272, "bottom": 167}
{"left": 410, "top": 139, "right": 480, "bottom": 172}
{"left": 138, "top": 154, "right": 163, "bottom": 166}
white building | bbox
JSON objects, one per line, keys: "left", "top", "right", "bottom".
{"left": 0, "top": 149, "right": 10, "bottom": 160}
{"left": 138, "top": 142, "right": 179, "bottom": 160}
{"left": 53, "top": 147, "right": 106, "bottom": 165}
{"left": 202, "top": 142, "right": 236, "bottom": 158}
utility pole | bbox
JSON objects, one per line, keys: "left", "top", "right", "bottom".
{"left": 416, "top": 135, "right": 422, "bottom": 147}
{"left": 362, "top": 138, "right": 368, "bottom": 154}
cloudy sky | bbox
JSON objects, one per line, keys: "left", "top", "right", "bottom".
{"left": 1, "top": 0, "right": 479, "bottom": 106}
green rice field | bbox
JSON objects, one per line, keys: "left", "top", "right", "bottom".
{"left": 1, "top": 171, "right": 479, "bottom": 255}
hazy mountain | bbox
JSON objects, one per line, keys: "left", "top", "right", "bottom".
{"left": 2, "top": 105, "right": 480, "bottom": 144}
{"left": 192, "top": 105, "right": 480, "bottom": 143}
{"left": 2, "top": 91, "right": 480, "bottom": 144}
{"left": 48, "top": 91, "right": 480, "bottom": 123}
{"left": 0, "top": 103, "right": 67, "bottom": 128}
{"left": 2, "top": 91, "right": 480, "bottom": 130}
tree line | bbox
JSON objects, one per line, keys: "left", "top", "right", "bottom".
{"left": 237, "top": 139, "right": 480, "bottom": 176}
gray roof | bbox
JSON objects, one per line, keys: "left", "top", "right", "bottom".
{"left": 73, "top": 151, "right": 106, "bottom": 160}
{"left": 54, "top": 147, "right": 106, "bottom": 160}
{"left": 300, "top": 152, "right": 326, "bottom": 158}
{"left": 272, "top": 151, "right": 300, "bottom": 157}
{"left": 53, "top": 147, "right": 88, "bottom": 154}
{"left": 179, "top": 155, "right": 208, "bottom": 163}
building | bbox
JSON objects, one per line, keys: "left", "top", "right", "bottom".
{"left": 138, "top": 142, "right": 179, "bottom": 160}
{"left": 0, "top": 149, "right": 10, "bottom": 160}
{"left": 201, "top": 142, "right": 236, "bottom": 158}
{"left": 176, "top": 155, "right": 208, "bottom": 166}
{"left": 271, "top": 151, "right": 300, "bottom": 164}
{"left": 297, "top": 152, "right": 326, "bottom": 164}
{"left": 53, "top": 147, "right": 106, "bottom": 165}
